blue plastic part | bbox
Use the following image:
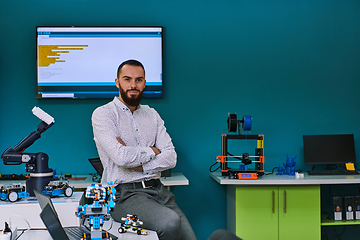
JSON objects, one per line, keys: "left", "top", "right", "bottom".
{"left": 239, "top": 165, "right": 248, "bottom": 170}
{"left": 75, "top": 182, "right": 116, "bottom": 240}
{"left": 18, "top": 192, "right": 30, "bottom": 198}
{"left": 93, "top": 216, "right": 101, "bottom": 228}
{"left": 0, "top": 191, "right": 30, "bottom": 201}
{"left": 276, "top": 166, "right": 284, "bottom": 175}
{"left": 277, "top": 154, "right": 297, "bottom": 175}
{"left": 243, "top": 115, "right": 252, "bottom": 131}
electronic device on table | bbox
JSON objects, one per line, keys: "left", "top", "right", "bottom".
{"left": 88, "top": 158, "right": 103, "bottom": 177}
{"left": 303, "top": 134, "right": 359, "bottom": 175}
{"left": 1, "top": 107, "right": 56, "bottom": 196}
{"left": 35, "top": 189, "right": 118, "bottom": 240}
{"left": 36, "top": 26, "right": 163, "bottom": 99}
{"left": 88, "top": 158, "right": 102, "bottom": 183}
{"left": 211, "top": 113, "right": 265, "bottom": 180}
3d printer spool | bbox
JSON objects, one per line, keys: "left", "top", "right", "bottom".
{"left": 227, "top": 113, "right": 252, "bottom": 132}
{"left": 227, "top": 113, "right": 238, "bottom": 132}
{"left": 243, "top": 115, "right": 252, "bottom": 131}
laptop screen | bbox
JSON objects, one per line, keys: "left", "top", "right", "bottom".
{"left": 88, "top": 158, "right": 103, "bottom": 176}
{"left": 40, "top": 204, "right": 70, "bottom": 240}
{"left": 34, "top": 189, "right": 58, "bottom": 218}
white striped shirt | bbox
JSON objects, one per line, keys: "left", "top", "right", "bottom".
{"left": 92, "top": 97, "right": 177, "bottom": 186}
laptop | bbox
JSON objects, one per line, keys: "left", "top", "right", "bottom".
{"left": 35, "top": 189, "right": 117, "bottom": 240}
{"left": 34, "top": 189, "right": 58, "bottom": 217}
{"left": 88, "top": 157, "right": 104, "bottom": 176}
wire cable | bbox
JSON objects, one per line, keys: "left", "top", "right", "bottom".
{"left": 8, "top": 215, "right": 31, "bottom": 240}
{"left": 209, "top": 161, "right": 220, "bottom": 173}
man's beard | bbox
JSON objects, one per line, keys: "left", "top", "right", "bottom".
{"left": 119, "top": 85, "right": 143, "bottom": 107}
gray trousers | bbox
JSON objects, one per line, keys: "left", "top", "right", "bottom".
{"left": 111, "top": 182, "right": 197, "bottom": 240}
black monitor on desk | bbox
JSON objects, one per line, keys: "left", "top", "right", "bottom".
{"left": 303, "top": 134, "right": 356, "bottom": 169}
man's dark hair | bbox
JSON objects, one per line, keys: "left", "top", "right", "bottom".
{"left": 117, "top": 59, "right": 145, "bottom": 78}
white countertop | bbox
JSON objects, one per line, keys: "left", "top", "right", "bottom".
{"left": 14, "top": 220, "right": 159, "bottom": 240}
{"left": 67, "top": 172, "right": 189, "bottom": 188}
{"left": 210, "top": 172, "right": 360, "bottom": 185}
{"left": 0, "top": 172, "right": 189, "bottom": 189}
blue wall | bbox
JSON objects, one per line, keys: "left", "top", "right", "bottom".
{"left": 1, "top": 0, "right": 360, "bottom": 239}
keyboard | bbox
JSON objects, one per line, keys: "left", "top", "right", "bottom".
{"left": 308, "top": 170, "right": 360, "bottom": 175}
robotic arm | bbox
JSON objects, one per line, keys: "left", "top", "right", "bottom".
{"left": 1, "top": 107, "right": 56, "bottom": 195}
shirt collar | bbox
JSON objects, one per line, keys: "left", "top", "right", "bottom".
{"left": 113, "top": 97, "right": 141, "bottom": 112}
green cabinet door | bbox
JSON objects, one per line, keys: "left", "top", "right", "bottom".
{"left": 236, "top": 186, "right": 279, "bottom": 240}
{"left": 278, "top": 185, "right": 321, "bottom": 240}
{"left": 235, "top": 185, "right": 321, "bottom": 240}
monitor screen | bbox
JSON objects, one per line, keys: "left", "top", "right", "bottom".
{"left": 36, "top": 26, "right": 163, "bottom": 99}
{"left": 303, "top": 134, "right": 356, "bottom": 165}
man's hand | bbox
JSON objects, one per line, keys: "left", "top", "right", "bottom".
{"left": 116, "top": 137, "right": 126, "bottom": 146}
{"left": 129, "top": 166, "right": 143, "bottom": 172}
{"left": 150, "top": 146, "right": 161, "bottom": 155}
{"left": 116, "top": 137, "right": 152, "bottom": 172}
{"left": 117, "top": 136, "right": 160, "bottom": 155}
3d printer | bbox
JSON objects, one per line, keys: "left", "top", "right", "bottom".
{"left": 1, "top": 107, "right": 56, "bottom": 195}
{"left": 214, "top": 113, "right": 265, "bottom": 180}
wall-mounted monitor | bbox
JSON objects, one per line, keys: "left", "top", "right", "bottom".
{"left": 36, "top": 26, "right": 163, "bottom": 99}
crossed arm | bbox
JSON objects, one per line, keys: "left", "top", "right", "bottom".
{"left": 116, "top": 137, "right": 161, "bottom": 172}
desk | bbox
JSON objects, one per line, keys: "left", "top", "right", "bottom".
{"left": 65, "top": 172, "right": 189, "bottom": 189}
{"left": 210, "top": 172, "right": 360, "bottom": 240}
{"left": 0, "top": 192, "right": 82, "bottom": 231}
{"left": 0, "top": 172, "right": 189, "bottom": 189}
{"left": 16, "top": 222, "right": 159, "bottom": 240}
{"left": 0, "top": 173, "right": 188, "bottom": 232}
{"left": 17, "top": 230, "right": 158, "bottom": 240}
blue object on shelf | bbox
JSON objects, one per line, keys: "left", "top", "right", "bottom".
{"left": 277, "top": 154, "right": 297, "bottom": 175}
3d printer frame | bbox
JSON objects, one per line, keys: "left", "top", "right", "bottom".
{"left": 216, "top": 113, "right": 265, "bottom": 180}
{"left": 217, "top": 134, "right": 265, "bottom": 179}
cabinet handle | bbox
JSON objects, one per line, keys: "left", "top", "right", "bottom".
{"left": 283, "top": 190, "right": 287, "bottom": 213}
{"left": 272, "top": 191, "right": 275, "bottom": 213}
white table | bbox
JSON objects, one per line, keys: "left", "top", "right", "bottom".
{"left": 0, "top": 173, "right": 188, "bottom": 234}
{"left": 13, "top": 219, "right": 158, "bottom": 239}
{"left": 0, "top": 173, "right": 189, "bottom": 238}
{"left": 66, "top": 172, "right": 189, "bottom": 189}
{"left": 0, "top": 172, "right": 189, "bottom": 189}
{"left": 0, "top": 173, "right": 189, "bottom": 192}
{"left": 0, "top": 192, "right": 83, "bottom": 231}
{"left": 15, "top": 224, "right": 159, "bottom": 240}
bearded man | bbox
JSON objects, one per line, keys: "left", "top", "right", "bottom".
{"left": 91, "top": 59, "right": 196, "bottom": 240}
